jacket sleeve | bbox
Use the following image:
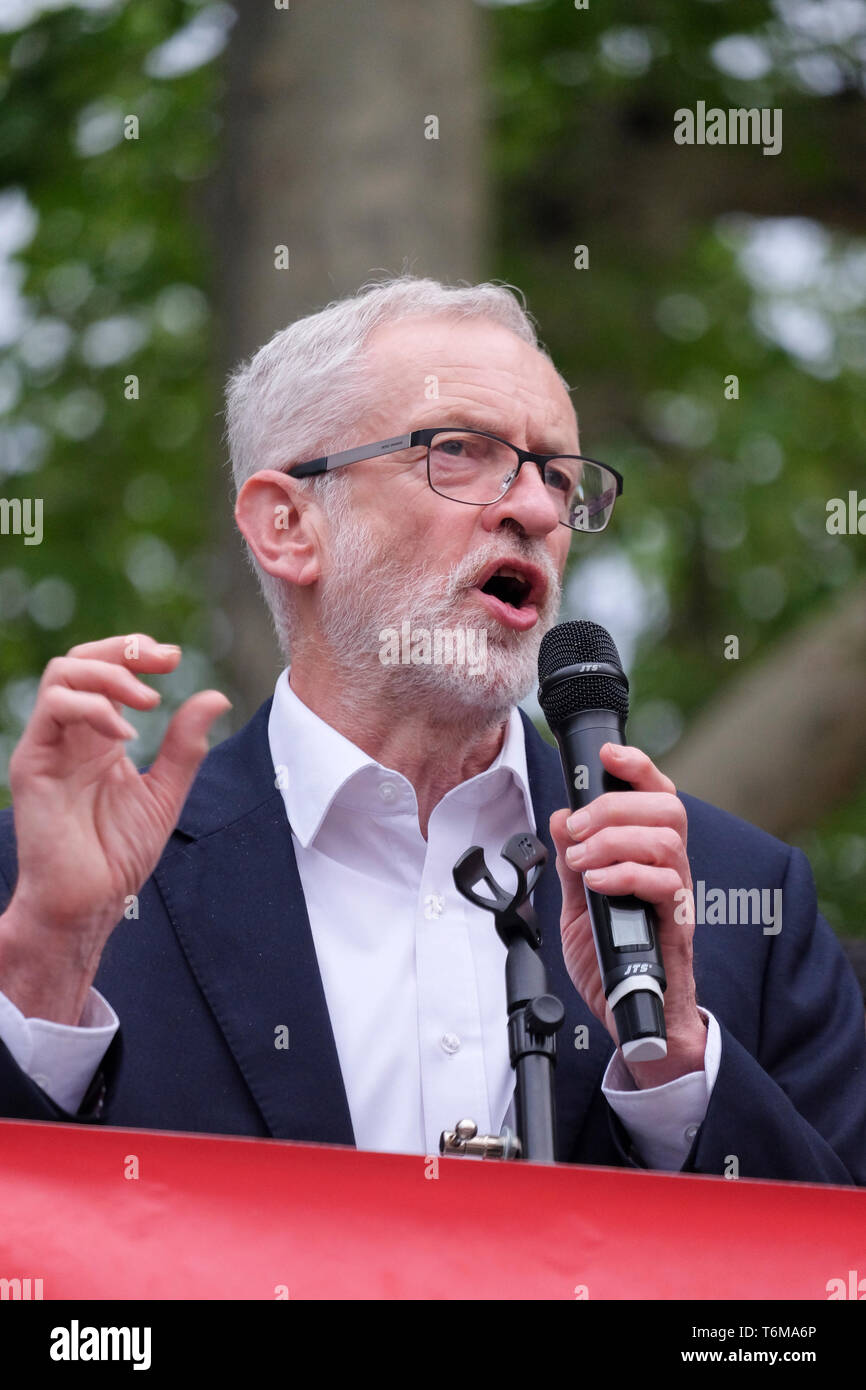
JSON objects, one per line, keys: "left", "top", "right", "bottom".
{"left": 603, "top": 845, "right": 866, "bottom": 1184}
{"left": 0, "top": 809, "right": 113, "bottom": 1125}
{"left": 0, "top": 1034, "right": 111, "bottom": 1123}
{"left": 686, "top": 845, "right": 866, "bottom": 1184}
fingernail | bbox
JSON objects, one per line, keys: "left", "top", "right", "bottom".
{"left": 120, "top": 721, "right": 137, "bottom": 739}
{"left": 565, "top": 844, "right": 585, "bottom": 865}
{"left": 584, "top": 869, "right": 607, "bottom": 885}
{"left": 567, "top": 811, "right": 590, "bottom": 836}
{"left": 159, "top": 644, "right": 181, "bottom": 654}
{"left": 605, "top": 743, "right": 623, "bottom": 756}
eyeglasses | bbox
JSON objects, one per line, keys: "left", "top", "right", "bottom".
{"left": 286, "top": 427, "right": 623, "bottom": 533}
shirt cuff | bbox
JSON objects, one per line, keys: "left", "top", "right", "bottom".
{"left": 601, "top": 1008, "right": 721, "bottom": 1171}
{"left": 0, "top": 985, "right": 119, "bottom": 1115}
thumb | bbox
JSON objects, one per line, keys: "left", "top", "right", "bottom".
{"left": 143, "top": 690, "right": 232, "bottom": 820}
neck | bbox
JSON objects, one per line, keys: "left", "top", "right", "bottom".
{"left": 288, "top": 652, "right": 511, "bottom": 839}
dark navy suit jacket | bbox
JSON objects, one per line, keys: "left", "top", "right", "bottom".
{"left": 1, "top": 699, "right": 865, "bottom": 1184}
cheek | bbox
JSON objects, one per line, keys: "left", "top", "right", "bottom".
{"left": 382, "top": 466, "right": 432, "bottom": 517}
{"left": 551, "top": 530, "right": 572, "bottom": 576}
{"left": 397, "top": 475, "right": 476, "bottom": 541}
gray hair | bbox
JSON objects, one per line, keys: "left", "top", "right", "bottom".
{"left": 224, "top": 274, "right": 558, "bottom": 658}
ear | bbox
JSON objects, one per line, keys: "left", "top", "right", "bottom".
{"left": 234, "top": 471, "right": 323, "bottom": 588}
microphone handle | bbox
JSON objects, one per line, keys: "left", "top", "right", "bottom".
{"left": 551, "top": 708, "right": 668, "bottom": 1063}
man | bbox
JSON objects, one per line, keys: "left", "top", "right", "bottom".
{"left": 0, "top": 276, "right": 864, "bottom": 1182}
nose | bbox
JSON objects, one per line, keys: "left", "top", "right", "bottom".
{"left": 479, "top": 458, "right": 561, "bottom": 539}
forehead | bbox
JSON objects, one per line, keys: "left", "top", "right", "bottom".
{"left": 361, "top": 314, "right": 578, "bottom": 445}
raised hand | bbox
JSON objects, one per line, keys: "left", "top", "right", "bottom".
{"left": 0, "top": 634, "right": 231, "bottom": 1024}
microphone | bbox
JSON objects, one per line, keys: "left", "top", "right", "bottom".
{"left": 537, "top": 620, "right": 667, "bottom": 1062}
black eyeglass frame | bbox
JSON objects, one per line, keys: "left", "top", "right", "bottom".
{"left": 286, "top": 427, "right": 624, "bottom": 531}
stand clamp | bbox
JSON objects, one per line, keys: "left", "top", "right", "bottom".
{"left": 440, "top": 833, "right": 566, "bottom": 1164}
{"left": 439, "top": 1119, "right": 521, "bottom": 1160}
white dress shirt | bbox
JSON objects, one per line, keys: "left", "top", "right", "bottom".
{"left": 0, "top": 669, "right": 720, "bottom": 1168}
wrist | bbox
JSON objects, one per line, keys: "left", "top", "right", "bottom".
{"left": 623, "top": 1014, "right": 708, "bottom": 1090}
{"left": 0, "top": 897, "right": 108, "bottom": 1025}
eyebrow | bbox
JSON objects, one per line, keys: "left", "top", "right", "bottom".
{"left": 419, "top": 410, "right": 575, "bottom": 456}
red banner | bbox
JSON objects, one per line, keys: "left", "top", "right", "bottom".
{"left": 1, "top": 1119, "right": 864, "bottom": 1299}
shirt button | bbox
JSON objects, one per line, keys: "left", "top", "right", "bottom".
{"left": 685, "top": 1124, "right": 699, "bottom": 1141}
{"left": 440, "top": 1033, "right": 461, "bottom": 1055}
{"left": 32, "top": 1073, "right": 50, "bottom": 1090}
{"left": 424, "top": 893, "right": 445, "bottom": 920}
{"left": 378, "top": 781, "right": 397, "bottom": 803}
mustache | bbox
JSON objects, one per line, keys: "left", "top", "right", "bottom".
{"left": 444, "top": 538, "right": 562, "bottom": 606}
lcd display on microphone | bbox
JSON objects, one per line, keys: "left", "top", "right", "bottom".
{"left": 609, "top": 907, "right": 652, "bottom": 950}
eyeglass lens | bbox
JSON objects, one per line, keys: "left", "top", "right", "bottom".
{"left": 427, "top": 431, "right": 616, "bottom": 532}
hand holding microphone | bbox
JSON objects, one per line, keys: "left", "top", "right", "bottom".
{"left": 538, "top": 621, "right": 707, "bottom": 1084}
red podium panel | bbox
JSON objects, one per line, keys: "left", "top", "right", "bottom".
{"left": 0, "top": 1118, "right": 864, "bottom": 1299}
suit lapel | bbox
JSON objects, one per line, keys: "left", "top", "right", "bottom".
{"left": 155, "top": 699, "right": 355, "bottom": 1145}
{"left": 521, "top": 711, "right": 614, "bottom": 1160}
{"left": 156, "top": 698, "right": 607, "bottom": 1157}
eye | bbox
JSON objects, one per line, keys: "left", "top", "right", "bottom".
{"left": 544, "top": 464, "right": 573, "bottom": 494}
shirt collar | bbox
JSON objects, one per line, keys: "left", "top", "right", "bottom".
{"left": 267, "top": 669, "right": 535, "bottom": 848}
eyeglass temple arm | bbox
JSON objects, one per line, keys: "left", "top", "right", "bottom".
{"left": 287, "top": 433, "right": 420, "bottom": 479}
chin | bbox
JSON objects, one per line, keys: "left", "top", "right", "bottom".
{"left": 389, "top": 641, "right": 540, "bottom": 726}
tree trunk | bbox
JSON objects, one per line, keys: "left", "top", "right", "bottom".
{"left": 203, "top": 1, "right": 487, "bottom": 716}
{"left": 662, "top": 579, "right": 866, "bottom": 840}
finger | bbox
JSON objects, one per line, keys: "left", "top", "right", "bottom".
{"left": 28, "top": 686, "right": 138, "bottom": 747}
{"left": 65, "top": 633, "right": 183, "bottom": 674}
{"left": 39, "top": 657, "right": 163, "bottom": 710}
{"left": 565, "top": 824, "right": 691, "bottom": 883}
{"left": 600, "top": 742, "right": 677, "bottom": 796}
{"left": 583, "top": 862, "right": 685, "bottom": 908}
{"left": 550, "top": 814, "right": 589, "bottom": 918}
{"left": 143, "top": 691, "right": 232, "bottom": 817}
{"left": 550, "top": 806, "right": 577, "bottom": 856}
{"left": 565, "top": 790, "right": 688, "bottom": 842}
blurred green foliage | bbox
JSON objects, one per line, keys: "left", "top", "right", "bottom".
{"left": 0, "top": 0, "right": 227, "bottom": 785}
{"left": 488, "top": 0, "right": 866, "bottom": 933}
{"left": 0, "top": 0, "right": 864, "bottom": 932}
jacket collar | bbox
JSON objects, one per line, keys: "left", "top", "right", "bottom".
{"left": 161, "top": 699, "right": 610, "bottom": 1155}
{"left": 268, "top": 672, "right": 535, "bottom": 849}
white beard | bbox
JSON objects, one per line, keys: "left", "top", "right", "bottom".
{"left": 315, "top": 491, "right": 563, "bottom": 727}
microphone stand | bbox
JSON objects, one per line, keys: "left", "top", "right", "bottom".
{"left": 440, "top": 833, "right": 565, "bottom": 1164}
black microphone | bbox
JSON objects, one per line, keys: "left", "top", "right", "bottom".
{"left": 537, "top": 620, "right": 667, "bottom": 1062}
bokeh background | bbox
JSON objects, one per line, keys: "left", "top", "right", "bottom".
{"left": 1, "top": 0, "right": 864, "bottom": 958}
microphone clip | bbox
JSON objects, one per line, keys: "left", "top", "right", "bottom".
{"left": 452, "top": 832, "right": 547, "bottom": 951}
{"left": 444, "top": 832, "right": 564, "bottom": 1164}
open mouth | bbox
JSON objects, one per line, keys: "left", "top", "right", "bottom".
{"left": 479, "top": 568, "right": 533, "bottom": 610}
{"left": 471, "top": 560, "right": 546, "bottom": 630}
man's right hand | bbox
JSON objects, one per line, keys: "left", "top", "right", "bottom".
{"left": 0, "top": 634, "right": 231, "bottom": 1025}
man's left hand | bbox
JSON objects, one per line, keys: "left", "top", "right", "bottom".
{"left": 549, "top": 742, "right": 707, "bottom": 1089}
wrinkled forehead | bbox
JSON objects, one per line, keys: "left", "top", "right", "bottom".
{"left": 359, "top": 315, "right": 578, "bottom": 446}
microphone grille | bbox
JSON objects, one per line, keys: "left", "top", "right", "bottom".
{"left": 537, "top": 620, "right": 623, "bottom": 684}
{"left": 537, "top": 620, "right": 629, "bottom": 724}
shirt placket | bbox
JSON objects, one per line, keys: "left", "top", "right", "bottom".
{"left": 416, "top": 800, "right": 492, "bottom": 1157}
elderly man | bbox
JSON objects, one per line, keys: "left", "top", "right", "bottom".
{"left": 0, "top": 277, "right": 864, "bottom": 1182}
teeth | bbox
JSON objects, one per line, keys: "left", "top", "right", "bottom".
{"left": 496, "top": 567, "right": 525, "bottom": 582}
